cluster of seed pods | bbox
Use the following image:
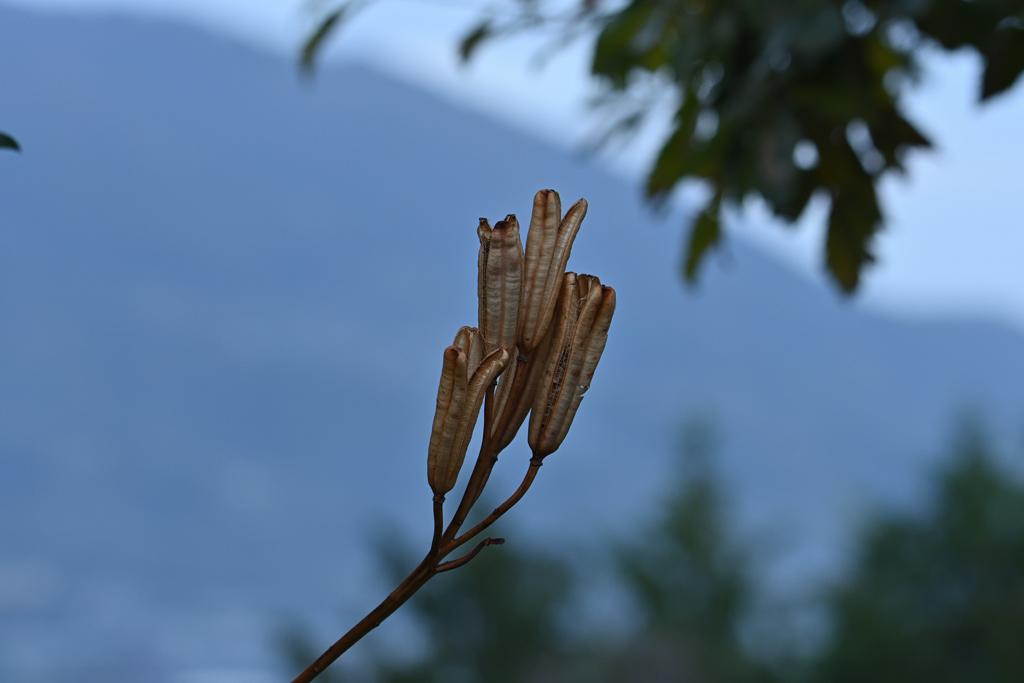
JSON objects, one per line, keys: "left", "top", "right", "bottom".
{"left": 427, "top": 189, "right": 616, "bottom": 500}
{"left": 290, "top": 190, "right": 617, "bottom": 683}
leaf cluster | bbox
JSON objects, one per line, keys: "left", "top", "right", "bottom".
{"left": 302, "top": 0, "right": 1024, "bottom": 293}
{"left": 588, "top": 0, "right": 1024, "bottom": 291}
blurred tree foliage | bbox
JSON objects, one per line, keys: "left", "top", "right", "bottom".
{"left": 608, "top": 422, "right": 781, "bottom": 683}
{"left": 370, "top": 530, "right": 573, "bottom": 683}
{"left": 281, "top": 524, "right": 576, "bottom": 683}
{"left": 284, "top": 423, "right": 1024, "bottom": 682}
{"left": 282, "top": 424, "right": 781, "bottom": 682}
{"left": 813, "top": 426, "right": 1024, "bottom": 682}
{"left": 303, "top": 0, "right": 1024, "bottom": 293}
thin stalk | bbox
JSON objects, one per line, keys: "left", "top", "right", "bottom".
{"left": 289, "top": 557, "right": 434, "bottom": 683}
{"left": 430, "top": 497, "right": 444, "bottom": 556}
{"left": 443, "top": 354, "right": 532, "bottom": 544}
{"left": 292, "top": 369, "right": 544, "bottom": 683}
{"left": 448, "top": 459, "right": 541, "bottom": 552}
{"left": 436, "top": 537, "right": 504, "bottom": 572}
{"left": 442, "top": 382, "right": 500, "bottom": 544}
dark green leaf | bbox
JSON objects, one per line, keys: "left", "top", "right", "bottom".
{"left": 981, "top": 26, "right": 1024, "bottom": 100}
{"left": 683, "top": 193, "right": 722, "bottom": 284}
{"left": 825, "top": 173, "right": 882, "bottom": 293}
{"left": 300, "top": 6, "right": 349, "bottom": 74}
{"left": 592, "top": 2, "right": 659, "bottom": 85}
{"left": 868, "top": 108, "right": 932, "bottom": 171}
{"left": 459, "top": 21, "right": 492, "bottom": 63}
{"left": 0, "top": 132, "right": 19, "bottom": 152}
{"left": 646, "top": 97, "right": 707, "bottom": 201}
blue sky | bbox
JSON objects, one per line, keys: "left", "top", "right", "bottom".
{"left": 8, "top": 0, "right": 1024, "bottom": 330}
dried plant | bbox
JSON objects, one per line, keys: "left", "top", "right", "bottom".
{"left": 290, "top": 190, "right": 616, "bottom": 683}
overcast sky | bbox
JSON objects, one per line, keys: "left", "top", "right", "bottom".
{"left": 9, "top": 0, "right": 1024, "bottom": 329}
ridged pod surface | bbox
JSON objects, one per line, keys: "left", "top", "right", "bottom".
{"left": 477, "top": 216, "right": 523, "bottom": 355}
{"left": 427, "top": 346, "right": 469, "bottom": 497}
{"left": 428, "top": 327, "right": 509, "bottom": 497}
{"left": 518, "top": 190, "right": 587, "bottom": 353}
{"left": 453, "top": 325, "right": 485, "bottom": 375}
{"left": 528, "top": 273, "right": 615, "bottom": 458}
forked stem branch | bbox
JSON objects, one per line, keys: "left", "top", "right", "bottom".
{"left": 448, "top": 459, "right": 541, "bottom": 552}
{"left": 292, "top": 358, "right": 544, "bottom": 683}
{"left": 436, "top": 537, "right": 505, "bottom": 572}
{"left": 289, "top": 460, "right": 542, "bottom": 683}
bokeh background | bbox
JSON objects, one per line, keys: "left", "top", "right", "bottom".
{"left": 2, "top": 1, "right": 1024, "bottom": 681}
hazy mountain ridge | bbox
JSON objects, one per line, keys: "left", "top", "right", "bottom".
{"left": 2, "top": 4, "right": 1024, "bottom": 681}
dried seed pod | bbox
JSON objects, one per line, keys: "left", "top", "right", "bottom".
{"left": 518, "top": 190, "right": 587, "bottom": 353}
{"left": 427, "top": 324, "right": 510, "bottom": 497}
{"left": 443, "top": 345, "right": 510, "bottom": 491}
{"left": 453, "top": 325, "right": 485, "bottom": 375}
{"left": 528, "top": 273, "right": 615, "bottom": 459}
{"left": 553, "top": 285, "right": 614, "bottom": 448}
{"left": 476, "top": 219, "right": 491, "bottom": 342}
{"left": 477, "top": 215, "right": 523, "bottom": 355}
{"left": 427, "top": 346, "right": 469, "bottom": 497}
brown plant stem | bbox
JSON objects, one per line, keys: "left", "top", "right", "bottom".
{"left": 289, "top": 557, "right": 434, "bottom": 683}
{"left": 443, "top": 353, "right": 533, "bottom": 545}
{"left": 430, "top": 496, "right": 444, "bottom": 556}
{"left": 436, "top": 537, "right": 504, "bottom": 572}
{"left": 289, "top": 458, "right": 544, "bottom": 683}
{"left": 443, "top": 386, "right": 500, "bottom": 543}
{"left": 449, "top": 459, "right": 541, "bottom": 551}
{"left": 292, "top": 363, "right": 546, "bottom": 683}
{"left": 470, "top": 357, "right": 530, "bottom": 502}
